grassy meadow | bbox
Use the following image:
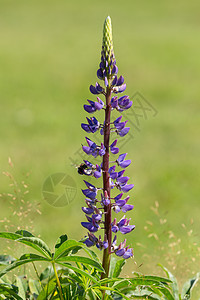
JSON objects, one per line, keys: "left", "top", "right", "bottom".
{"left": 0, "top": 0, "right": 200, "bottom": 296}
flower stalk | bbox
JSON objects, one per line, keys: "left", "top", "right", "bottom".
{"left": 79, "top": 16, "right": 135, "bottom": 280}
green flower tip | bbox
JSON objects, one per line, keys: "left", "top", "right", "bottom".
{"left": 102, "top": 16, "right": 114, "bottom": 63}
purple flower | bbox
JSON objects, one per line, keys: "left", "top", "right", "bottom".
{"left": 101, "top": 193, "right": 110, "bottom": 206}
{"left": 90, "top": 82, "right": 105, "bottom": 95}
{"left": 114, "top": 238, "right": 133, "bottom": 259}
{"left": 84, "top": 98, "right": 104, "bottom": 113}
{"left": 113, "top": 84, "right": 126, "bottom": 94}
{"left": 81, "top": 117, "right": 100, "bottom": 133}
{"left": 112, "top": 216, "right": 135, "bottom": 234}
{"left": 82, "top": 137, "right": 105, "bottom": 157}
{"left": 116, "top": 153, "right": 131, "bottom": 168}
{"left": 113, "top": 195, "right": 134, "bottom": 213}
{"left": 109, "top": 165, "right": 118, "bottom": 180}
{"left": 82, "top": 180, "right": 97, "bottom": 200}
{"left": 81, "top": 219, "right": 100, "bottom": 232}
{"left": 110, "top": 139, "right": 119, "bottom": 154}
{"left": 94, "top": 165, "right": 102, "bottom": 178}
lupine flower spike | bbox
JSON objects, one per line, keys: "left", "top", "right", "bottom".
{"left": 78, "top": 16, "right": 134, "bottom": 279}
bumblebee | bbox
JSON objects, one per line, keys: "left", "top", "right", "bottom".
{"left": 77, "top": 163, "right": 93, "bottom": 176}
{"left": 78, "top": 163, "right": 88, "bottom": 175}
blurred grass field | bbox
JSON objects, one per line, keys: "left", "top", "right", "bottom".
{"left": 0, "top": 0, "right": 200, "bottom": 295}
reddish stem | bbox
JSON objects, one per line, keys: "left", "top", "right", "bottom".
{"left": 101, "top": 86, "right": 112, "bottom": 279}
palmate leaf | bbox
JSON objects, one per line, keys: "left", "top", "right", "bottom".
{"left": 54, "top": 239, "right": 85, "bottom": 259}
{"left": 56, "top": 255, "right": 104, "bottom": 272}
{"left": 0, "top": 231, "right": 52, "bottom": 259}
{"left": 0, "top": 283, "right": 23, "bottom": 300}
{"left": 0, "top": 254, "right": 49, "bottom": 278}
{"left": 181, "top": 272, "right": 200, "bottom": 300}
{"left": 16, "top": 237, "right": 52, "bottom": 258}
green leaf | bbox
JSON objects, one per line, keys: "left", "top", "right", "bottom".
{"left": 56, "top": 255, "right": 104, "bottom": 272}
{"left": 55, "top": 234, "right": 68, "bottom": 250}
{"left": 0, "top": 283, "right": 23, "bottom": 300}
{"left": 15, "top": 230, "right": 35, "bottom": 237}
{"left": 0, "top": 231, "right": 23, "bottom": 241}
{"left": 29, "top": 279, "right": 40, "bottom": 296}
{"left": 39, "top": 266, "right": 54, "bottom": 281}
{"left": 132, "top": 272, "right": 172, "bottom": 284}
{"left": 0, "top": 232, "right": 52, "bottom": 259}
{"left": 181, "top": 272, "right": 200, "bottom": 300}
{"left": 92, "top": 285, "right": 130, "bottom": 300}
{"left": 0, "top": 254, "right": 49, "bottom": 278}
{"left": 82, "top": 247, "right": 101, "bottom": 264}
{"left": 37, "top": 277, "right": 57, "bottom": 300}
{"left": 157, "top": 286, "right": 175, "bottom": 300}
{"left": 56, "top": 261, "right": 98, "bottom": 284}
{"left": 16, "top": 276, "right": 26, "bottom": 300}
{"left": 112, "top": 258, "right": 126, "bottom": 278}
{"left": 16, "top": 237, "right": 52, "bottom": 258}
{"left": 0, "top": 255, "right": 16, "bottom": 266}
{"left": 159, "top": 264, "right": 179, "bottom": 299}
{"left": 54, "top": 239, "right": 84, "bottom": 259}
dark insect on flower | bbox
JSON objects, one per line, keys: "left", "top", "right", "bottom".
{"left": 78, "top": 163, "right": 89, "bottom": 175}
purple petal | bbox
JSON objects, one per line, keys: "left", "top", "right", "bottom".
{"left": 117, "top": 176, "right": 129, "bottom": 184}
{"left": 118, "top": 218, "right": 127, "bottom": 227}
{"left": 124, "top": 101, "right": 133, "bottom": 110}
{"left": 82, "top": 189, "right": 97, "bottom": 199}
{"left": 115, "top": 200, "right": 127, "bottom": 206}
{"left": 115, "top": 248, "right": 125, "bottom": 256}
{"left": 123, "top": 248, "right": 133, "bottom": 259}
{"left": 83, "top": 105, "right": 95, "bottom": 113}
{"left": 111, "top": 147, "right": 119, "bottom": 154}
{"left": 113, "top": 205, "right": 121, "bottom": 213}
{"left": 121, "top": 204, "right": 134, "bottom": 213}
{"left": 114, "top": 193, "right": 123, "bottom": 201}
{"left": 117, "top": 153, "right": 127, "bottom": 163}
{"left": 97, "top": 69, "right": 104, "bottom": 79}
{"left": 117, "top": 84, "right": 126, "bottom": 93}
{"left": 90, "top": 85, "right": 98, "bottom": 94}
{"left": 81, "top": 222, "right": 99, "bottom": 232}
{"left": 120, "top": 225, "right": 135, "bottom": 234}
{"left": 116, "top": 76, "right": 124, "bottom": 86}
{"left": 92, "top": 214, "right": 102, "bottom": 221}
{"left": 81, "top": 123, "right": 91, "bottom": 133}
{"left": 112, "top": 65, "right": 118, "bottom": 75}
{"left": 118, "top": 127, "right": 130, "bottom": 137}
{"left": 117, "top": 170, "right": 125, "bottom": 178}
{"left": 84, "top": 239, "right": 95, "bottom": 247}
{"left": 112, "top": 75, "right": 117, "bottom": 86}
{"left": 119, "top": 160, "right": 131, "bottom": 168}
{"left": 121, "top": 184, "right": 134, "bottom": 193}
{"left": 105, "top": 77, "right": 108, "bottom": 87}
{"left": 103, "top": 241, "right": 108, "bottom": 249}
{"left": 112, "top": 225, "right": 119, "bottom": 233}
{"left": 82, "top": 207, "right": 94, "bottom": 215}
{"left": 82, "top": 146, "right": 91, "bottom": 155}
{"left": 94, "top": 171, "right": 102, "bottom": 178}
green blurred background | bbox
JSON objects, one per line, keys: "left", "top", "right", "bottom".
{"left": 0, "top": 0, "right": 200, "bottom": 295}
